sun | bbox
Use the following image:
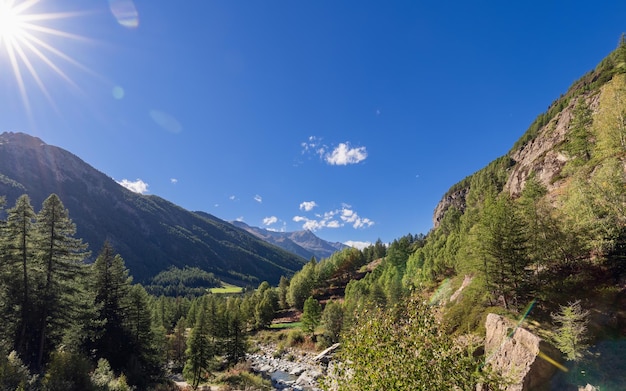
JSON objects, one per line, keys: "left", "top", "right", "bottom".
{"left": 0, "top": 1, "right": 25, "bottom": 44}
{"left": 0, "top": 0, "right": 91, "bottom": 113}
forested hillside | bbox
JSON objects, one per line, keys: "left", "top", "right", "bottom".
{"left": 281, "top": 39, "right": 626, "bottom": 390}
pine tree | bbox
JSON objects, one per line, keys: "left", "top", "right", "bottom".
{"left": 89, "top": 242, "right": 133, "bottom": 371}
{"left": 124, "top": 284, "right": 163, "bottom": 387}
{"left": 33, "top": 194, "right": 90, "bottom": 370}
{"left": 2, "top": 195, "right": 37, "bottom": 361}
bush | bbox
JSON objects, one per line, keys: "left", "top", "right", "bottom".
{"left": 0, "top": 351, "right": 35, "bottom": 391}
{"left": 42, "top": 349, "right": 94, "bottom": 391}
{"left": 286, "top": 329, "right": 305, "bottom": 347}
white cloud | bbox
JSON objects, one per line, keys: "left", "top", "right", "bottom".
{"left": 229, "top": 195, "right": 237, "bottom": 201}
{"left": 293, "top": 204, "right": 374, "bottom": 232}
{"left": 301, "top": 136, "right": 322, "bottom": 154}
{"left": 299, "top": 201, "right": 318, "bottom": 212}
{"left": 235, "top": 216, "right": 244, "bottom": 222}
{"left": 340, "top": 206, "right": 374, "bottom": 229}
{"left": 345, "top": 240, "right": 372, "bottom": 250}
{"left": 301, "top": 137, "right": 367, "bottom": 166}
{"left": 117, "top": 178, "right": 149, "bottom": 194}
{"left": 325, "top": 142, "right": 368, "bottom": 165}
{"left": 254, "top": 194, "right": 263, "bottom": 203}
{"left": 263, "top": 216, "right": 278, "bottom": 226}
{"left": 170, "top": 178, "right": 178, "bottom": 184}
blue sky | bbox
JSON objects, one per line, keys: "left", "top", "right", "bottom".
{"left": 1, "top": 0, "right": 626, "bottom": 248}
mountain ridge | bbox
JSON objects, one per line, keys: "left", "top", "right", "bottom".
{"left": 0, "top": 131, "right": 306, "bottom": 284}
{"left": 229, "top": 220, "right": 349, "bottom": 261}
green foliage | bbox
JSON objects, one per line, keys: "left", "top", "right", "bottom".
{"left": 145, "top": 266, "right": 221, "bottom": 297}
{"left": 184, "top": 301, "right": 216, "bottom": 390}
{"left": 90, "top": 359, "right": 131, "bottom": 391}
{"left": 551, "top": 300, "right": 590, "bottom": 361}
{"left": 320, "top": 300, "right": 344, "bottom": 344}
{"left": 41, "top": 349, "right": 93, "bottom": 391}
{"left": 34, "top": 194, "right": 91, "bottom": 369}
{"left": 301, "top": 297, "right": 322, "bottom": 336}
{"left": 562, "top": 99, "right": 594, "bottom": 168}
{"left": 329, "top": 297, "right": 501, "bottom": 390}
{"left": 476, "top": 194, "right": 530, "bottom": 310}
{"left": 286, "top": 258, "right": 317, "bottom": 310}
{"left": 0, "top": 351, "right": 35, "bottom": 391}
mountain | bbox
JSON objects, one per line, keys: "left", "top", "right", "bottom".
{"left": 0, "top": 132, "right": 306, "bottom": 284}
{"left": 228, "top": 220, "right": 349, "bottom": 261}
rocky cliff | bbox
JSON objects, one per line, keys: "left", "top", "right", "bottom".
{"left": 432, "top": 91, "right": 601, "bottom": 228}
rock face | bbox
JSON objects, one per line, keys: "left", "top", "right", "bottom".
{"left": 432, "top": 187, "right": 468, "bottom": 228}
{"left": 484, "top": 313, "right": 561, "bottom": 391}
{"left": 504, "top": 92, "right": 600, "bottom": 198}
{"left": 432, "top": 91, "right": 601, "bottom": 228}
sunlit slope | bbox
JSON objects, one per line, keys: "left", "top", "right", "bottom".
{"left": 0, "top": 132, "right": 306, "bottom": 284}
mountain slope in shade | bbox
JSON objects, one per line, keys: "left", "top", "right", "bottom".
{"left": 229, "top": 220, "right": 349, "bottom": 261}
{"left": 0, "top": 132, "right": 306, "bottom": 284}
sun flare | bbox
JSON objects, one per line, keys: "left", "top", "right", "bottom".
{"left": 0, "top": 0, "right": 91, "bottom": 113}
{"left": 0, "top": 1, "right": 24, "bottom": 43}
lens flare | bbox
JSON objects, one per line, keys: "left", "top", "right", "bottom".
{"left": 108, "top": 0, "right": 139, "bottom": 29}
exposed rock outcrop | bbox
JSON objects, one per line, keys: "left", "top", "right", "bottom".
{"left": 505, "top": 92, "right": 600, "bottom": 198}
{"left": 432, "top": 187, "right": 468, "bottom": 228}
{"left": 433, "top": 92, "right": 601, "bottom": 229}
{"left": 484, "top": 313, "right": 561, "bottom": 391}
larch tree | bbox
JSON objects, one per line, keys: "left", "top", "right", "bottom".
{"left": 301, "top": 296, "right": 322, "bottom": 336}
{"left": 184, "top": 301, "right": 215, "bottom": 390}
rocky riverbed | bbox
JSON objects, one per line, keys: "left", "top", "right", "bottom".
{"left": 247, "top": 343, "right": 339, "bottom": 390}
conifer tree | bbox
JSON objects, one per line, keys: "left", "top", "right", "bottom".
{"left": 33, "top": 194, "right": 90, "bottom": 370}
{"left": 184, "top": 301, "right": 215, "bottom": 389}
{"left": 477, "top": 194, "right": 529, "bottom": 309}
{"left": 278, "top": 276, "right": 289, "bottom": 309}
{"left": 301, "top": 296, "right": 322, "bottom": 336}
{"left": 124, "top": 284, "right": 163, "bottom": 387}
{"left": 2, "top": 195, "right": 37, "bottom": 360}
{"left": 89, "top": 242, "right": 133, "bottom": 371}
{"left": 551, "top": 300, "right": 590, "bottom": 361}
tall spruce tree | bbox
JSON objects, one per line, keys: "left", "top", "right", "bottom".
{"left": 33, "top": 194, "right": 90, "bottom": 370}
{"left": 2, "top": 195, "right": 37, "bottom": 361}
{"left": 89, "top": 242, "right": 133, "bottom": 371}
{"left": 125, "top": 284, "right": 163, "bottom": 387}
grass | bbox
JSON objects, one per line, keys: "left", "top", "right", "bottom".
{"left": 209, "top": 283, "right": 243, "bottom": 294}
{"left": 269, "top": 322, "right": 302, "bottom": 329}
